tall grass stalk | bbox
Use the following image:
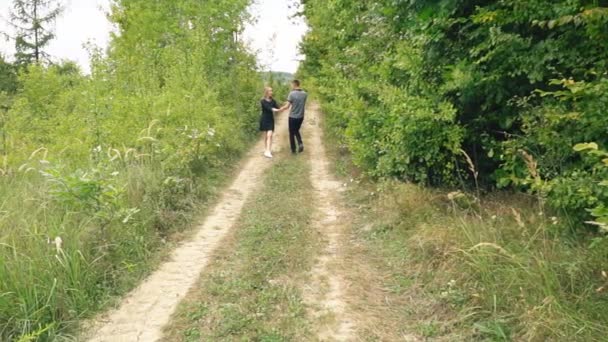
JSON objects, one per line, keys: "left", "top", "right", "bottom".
{"left": 348, "top": 179, "right": 608, "bottom": 340}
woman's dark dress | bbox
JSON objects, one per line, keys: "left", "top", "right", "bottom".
{"left": 260, "top": 98, "right": 278, "bottom": 131}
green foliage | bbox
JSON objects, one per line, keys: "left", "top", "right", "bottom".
{"left": 500, "top": 77, "right": 608, "bottom": 227}
{"left": 300, "top": 0, "right": 608, "bottom": 225}
{"left": 346, "top": 86, "right": 463, "bottom": 184}
{"left": 0, "top": 55, "right": 18, "bottom": 93}
{"left": 567, "top": 144, "right": 608, "bottom": 232}
{"left": 0, "top": 0, "right": 264, "bottom": 340}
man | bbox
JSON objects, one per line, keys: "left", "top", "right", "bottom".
{"left": 279, "top": 80, "right": 308, "bottom": 154}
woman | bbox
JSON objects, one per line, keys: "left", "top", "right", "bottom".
{"left": 260, "top": 87, "right": 282, "bottom": 158}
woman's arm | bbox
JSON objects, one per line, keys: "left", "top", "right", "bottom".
{"left": 272, "top": 100, "right": 282, "bottom": 113}
{"left": 261, "top": 100, "right": 277, "bottom": 113}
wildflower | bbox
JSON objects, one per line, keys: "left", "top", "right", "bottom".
{"left": 187, "top": 129, "right": 200, "bottom": 139}
{"left": 54, "top": 236, "right": 63, "bottom": 253}
{"left": 447, "top": 191, "right": 465, "bottom": 201}
{"left": 511, "top": 208, "right": 525, "bottom": 228}
{"left": 122, "top": 208, "right": 140, "bottom": 224}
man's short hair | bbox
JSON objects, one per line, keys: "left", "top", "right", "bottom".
{"left": 292, "top": 79, "right": 300, "bottom": 87}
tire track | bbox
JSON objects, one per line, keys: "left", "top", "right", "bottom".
{"left": 303, "top": 103, "right": 355, "bottom": 341}
{"left": 84, "top": 113, "right": 289, "bottom": 342}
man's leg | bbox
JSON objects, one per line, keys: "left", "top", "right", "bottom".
{"left": 295, "top": 117, "right": 304, "bottom": 152}
{"left": 288, "top": 117, "right": 297, "bottom": 153}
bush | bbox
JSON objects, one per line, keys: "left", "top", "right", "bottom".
{"left": 346, "top": 86, "right": 463, "bottom": 185}
{"left": 299, "top": 0, "right": 608, "bottom": 227}
{"left": 0, "top": 0, "right": 265, "bottom": 340}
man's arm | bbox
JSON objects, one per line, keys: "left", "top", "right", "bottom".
{"left": 277, "top": 101, "right": 291, "bottom": 112}
{"left": 277, "top": 91, "right": 294, "bottom": 112}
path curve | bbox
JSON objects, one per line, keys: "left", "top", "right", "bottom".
{"left": 85, "top": 113, "right": 289, "bottom": 342}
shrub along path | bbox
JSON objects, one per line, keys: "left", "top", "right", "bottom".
{"left": 83, "top": 112, "right": 291, "bottom": 341}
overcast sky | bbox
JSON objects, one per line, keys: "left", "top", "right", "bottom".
{"left": 0, "top": 0, "right": 307, "bottom": 74}
{"left": 243, "top": 0, "right": 307, "bottom": 73}
{"left": 0, "top": 0, "right": 113, "bottom": 72}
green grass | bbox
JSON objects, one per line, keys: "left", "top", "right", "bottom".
{"left": 334, "top": 177, "right": 608, "bottom": 341}
{"left": 0, "top": 152, "right": 247, "bottom": 341}
{"left": 163, "top": 156, "right": 318, "bottom": 341}
{"left": 318, "top": 100, "right": 608, "bottom": 341}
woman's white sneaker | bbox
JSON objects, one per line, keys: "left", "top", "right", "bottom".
{"left": 264, "top": 151, "right": 273, "bottom": 158}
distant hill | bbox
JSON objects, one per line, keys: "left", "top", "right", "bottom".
{"left": 261, "top": 71, "right": 294, "bottom": 83}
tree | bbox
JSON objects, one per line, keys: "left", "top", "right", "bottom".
{"left": 9, "top": 0, "right": 63, "bottom": 66}
{"left": 0, "top": 55, "right": 18, "bottom": 93}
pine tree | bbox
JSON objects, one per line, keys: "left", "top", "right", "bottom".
{"left": 9, "top": 0, "right": 63, "bottom": 66}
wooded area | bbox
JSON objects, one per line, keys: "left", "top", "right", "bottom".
{"left": 300, "top": 0, "right": 608, "bottom": 231}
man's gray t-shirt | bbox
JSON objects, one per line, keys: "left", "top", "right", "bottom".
{"left": 287, "top": 89, "right": 308, "bottom": 119}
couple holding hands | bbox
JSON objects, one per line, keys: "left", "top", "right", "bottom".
{"left": 259, "top": 79, "right": 308, "bottom": 158}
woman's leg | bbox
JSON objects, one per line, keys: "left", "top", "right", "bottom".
{"left": 263, "top": 130, "right": 273, "bottom": 158}
{"left": 267, "top": 130, "right": 273, "bottom": 153}
{"left": 263, "top": 131, "right": 269, "bottom": 153}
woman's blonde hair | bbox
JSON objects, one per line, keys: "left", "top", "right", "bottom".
{"left": 263, "top": 86, "right": 272, "bottom": 99}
